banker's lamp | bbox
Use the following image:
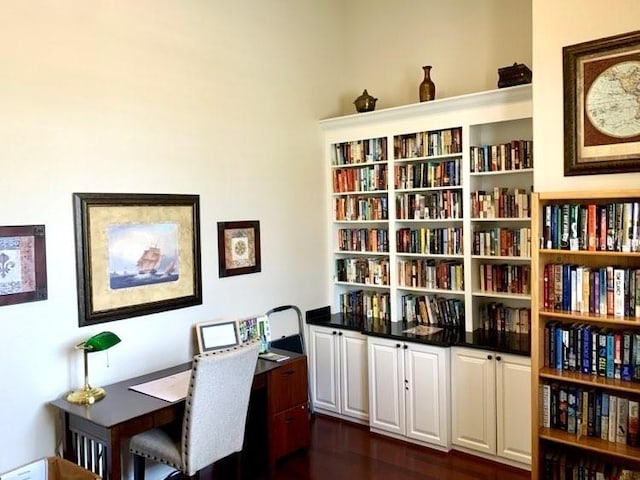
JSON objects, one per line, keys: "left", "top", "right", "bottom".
{"left": 66, "top": 331, "right": 121, "bottom": 405}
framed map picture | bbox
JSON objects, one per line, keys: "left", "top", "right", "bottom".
{"left": 217, "top": 220, "right": 261, "bottom": 277}
{"left": 0, "top": 225, "right": 47, "bottom": 306}
{"left": 564, "top": 30, "right": 640, "bottom": 176}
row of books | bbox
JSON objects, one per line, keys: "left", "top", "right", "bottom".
{"left": 542, "top": 201, "right": 640, "bottom": 252}
{"left": 397, "top": 259, "right": 464, "bottom": 291}
{"left": 470, "top": 188, "right": 530, "bottom": 219}
{"left": 337, "top": 228, "right": 389, "bottom": 253}
{"left": 334, "top": 196, "right": 388, "bottom": 221}
{"left": 542, "top": 264, "right": 640, "bottom": 318}
{"left": 540, "top": 382, "right": 640, "bottom": 446}
{"left": 395, "top": 189, "right": 462, "bottom": 220}
{"left": 542, "top": 451, "right": 640, "bottom": 480}
{"left": 333, "top": 137, "right": 388, "bottom": 165}
{"left": 393, "top": 127, "right": 463, "bottom": 159}
{"left": 469, "top": 139, "right": 533, "bottom": 173}
{"left": 396, "top": 226, "right": 463, "bottom": 256}
{"left": 332, "top": 164, "right": 388, "bottom": 193}
{"left": 339, "top": 290, "right": 390, "bottom": 320}
{"left": 478, "top": 303, "right": 530, "bottom": 335}
{"left": 336, "top": 258, "right": 389, "bottom": 286}
{"left": 472, "top": 226, "right": 531, "bottom": 257}
{"left": 401, "top": 294, "right": 464, "bottom": 326}
{"left": 543, "top": 323, "right": 640, "bottom": 381}
{"left": 394, "top": 159, "right": 461, "bottom": 190}
{"left": 477, "top": 263, "right": 530, "bottom": 295}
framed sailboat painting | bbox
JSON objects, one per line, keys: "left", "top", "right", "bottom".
{"left": 73, "top": 193, "right": 202, "bottom": 326}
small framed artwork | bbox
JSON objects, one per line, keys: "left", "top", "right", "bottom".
{"left": 0, "top": 225, "right": 47, "bottom": 306}
{"left": 195, "top": 320, "right": 239, "bottom": 353}
{"left": 73, "top": 193, "right": 202, "bottom": 327}
{"left": 217, "top": 220, "right": 261, "bottom": 277}
{"left": 563, "top": 30, "right": 640, "bottom": 176}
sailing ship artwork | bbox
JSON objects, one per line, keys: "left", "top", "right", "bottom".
{"left": 107, "top": 222, "right": 180, "bottom": 290}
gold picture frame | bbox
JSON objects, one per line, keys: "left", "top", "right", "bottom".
{"left": 563, "top": 30, "right": 640, "bottom": 176}
{"left": 217, "top": 220, "right": 261, "bottom": 277}
{"left": 73, "top": 193, "right": 202, "bottom": 326}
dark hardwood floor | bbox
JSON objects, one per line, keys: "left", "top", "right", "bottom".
{"left": 270, "top": 414, "right": 531, "bottom": 480}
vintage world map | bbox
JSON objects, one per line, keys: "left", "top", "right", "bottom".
{"left": 585, "top": 60, "right": 640, "bottom": 138}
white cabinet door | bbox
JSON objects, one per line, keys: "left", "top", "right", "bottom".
{"left": 496, "top": 353, "right": 531, "bottom": 465}
{"left": 405, "top": 343, "right": 450, "bottom": 448}
{"left": 368, "top": 337, "right": 404, "bottom": 435}
{"left": 340, "top": 330, "right": 369, "bottom": 421}
{"left": 309, "top": 325, "right": 340, "bottom": 414}
{"left": 451, "top": 347, "right": 496, "bottom": 455}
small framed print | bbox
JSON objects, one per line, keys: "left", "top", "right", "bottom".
{"left": 0, "top": 225, "right": 47, "bottom": 306}
{"left": 563, "top": 30, "right": 640, "bottom": 176}
{"left": 217, "top": 220, "right": 261, "bottom": 277}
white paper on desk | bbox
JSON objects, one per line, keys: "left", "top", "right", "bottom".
{"left": 129, "top": 369, "right": 191, "bottom": 402}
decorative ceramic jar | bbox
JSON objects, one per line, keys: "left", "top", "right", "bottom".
{"left": 354, "top": 89, "right": 377, "bottom": 113}
{"left": 419, "top": 65, "right": 436, "bottom": 102}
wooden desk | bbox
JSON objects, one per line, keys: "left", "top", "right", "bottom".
{"left": 49, "top": 351, "right": 310, "bottom": 480}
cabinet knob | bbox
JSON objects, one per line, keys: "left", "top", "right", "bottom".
{"left": 403, "top": 344, "right": 408, "bottom": 349}
{"left": 487, "top": 355, "right": 492, "bottom": 360}
{"left": 496, "top": 355, "right": 502, "bottom": 361}
{"left": 396, "top": 343, "right": 401, "bottom": 348}
{"left": 338, "top": 331, "right": 343, "bottom": 336}
{"left": 332, "top": 331, "right": 337, "bottom": 335}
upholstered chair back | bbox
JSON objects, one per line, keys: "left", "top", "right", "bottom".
{"left": 181, "top": 340, "right": 260, "bottom": 475}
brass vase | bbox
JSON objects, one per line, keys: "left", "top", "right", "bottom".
{"left": 419, "top": 65, "right": 436, "bottom": 102}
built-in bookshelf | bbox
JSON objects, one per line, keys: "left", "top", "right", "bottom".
{"left": 321, "top": 84, "right": 532, "bottom": 335}
{"left": 531, "top": 190, "right": 640, "bottom": 479}
{"left": 468, "top": 117, "right": 533, "bottom": 339}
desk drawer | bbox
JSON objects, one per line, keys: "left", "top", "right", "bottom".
{"left": 271, "top": 403, "right": 310, "bottom": 460}
{"left": 268, "top": 357, "right": 308, "bottom": 412}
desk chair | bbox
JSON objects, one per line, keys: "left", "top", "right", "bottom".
{"left": 129, "top": 341, "right": 260, "bottom": 479}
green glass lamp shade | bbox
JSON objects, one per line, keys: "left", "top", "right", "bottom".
{"left": 84, "top": 331, "right": 121, "bottom": 352}
{"left": 66, "top": 331, "right": 121, "bottom": 405}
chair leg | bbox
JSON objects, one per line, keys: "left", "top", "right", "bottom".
{"left": 132, "top": 454, "right": 146, "bottom": 480}
{"left": 234, "top": 451, "right": 242, "bottom": 480}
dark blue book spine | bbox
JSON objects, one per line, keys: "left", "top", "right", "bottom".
{"left": 581, "top": 325, "right": 591, "bottom": 374}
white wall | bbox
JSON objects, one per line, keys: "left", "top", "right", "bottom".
{"left": 0, "top": 1, "right": 343, "bottom": 475}
{"left": 532, "top": 0, "right": 640, "bottom": 191}
{"left": 335, "top": 0, "right": 532, "bottom": 114}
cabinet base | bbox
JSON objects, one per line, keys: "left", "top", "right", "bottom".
{"left": 451, "top": 444, "right": 531, "bottom": 471}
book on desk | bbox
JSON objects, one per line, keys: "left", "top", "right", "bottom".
{"left": 259, "top": 351, "right": 290, "bottom": 362}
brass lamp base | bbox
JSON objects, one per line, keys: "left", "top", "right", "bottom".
{"left": 66, "top": 386, "right": 106, "bottom": 405}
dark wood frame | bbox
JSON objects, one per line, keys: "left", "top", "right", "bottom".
{"left": 73, "top": 193, "right": 202, "bottom": 327}
{"left": 564, "top": 30, "right": 640, "bottom": 176}
{"left": 0, "top": 225, "right": 47, "bottom": 306}
{"left": 217, "top": 220, "right": 261, "bottom": 277}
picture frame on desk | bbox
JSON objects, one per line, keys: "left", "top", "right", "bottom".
{"left": 563, "top": 30, "right": 640, "bottom": 176}
{"left": 0, "top": 225, "right": 47, "bottom": 306}
{"left": 195, "top": 319, "right": 240, "bottom": 353}
{"left": 217, "top": 220, "right": 261, "bottom": 277}
{"left": 73, "top": 192, "right": 202, "bottom": 327}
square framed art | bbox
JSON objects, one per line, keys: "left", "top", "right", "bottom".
{"left": 563, "top": 30, "right": 640, "bottom": 176}
{"left": 0, "top": 225, "right": 47, "bottom": 306}
{"left": 217, "top": 220, "right": 261, "bottom": 277}
{"left": 73, "top": 193, "right": 202, "bottom": 326}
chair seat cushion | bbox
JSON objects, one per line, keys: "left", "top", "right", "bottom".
{"left": 130, "top": 427, "right": 182, "bottom": 470}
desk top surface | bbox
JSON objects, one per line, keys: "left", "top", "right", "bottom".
{"left": 50, "top": 349, "right": 304, "bottom": 428}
